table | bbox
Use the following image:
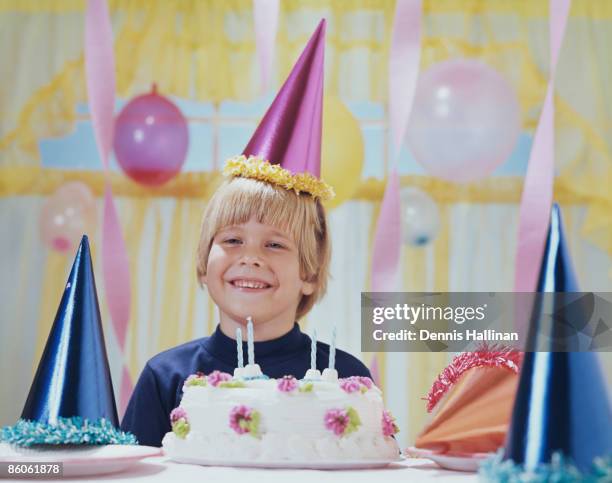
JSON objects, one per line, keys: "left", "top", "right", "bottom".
{"left": 47, "top": 456, "right": 480, "bottom": 483}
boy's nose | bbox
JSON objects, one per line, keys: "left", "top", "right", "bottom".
{"left": 239, "top": 255, "right": 263, "bottom": 267}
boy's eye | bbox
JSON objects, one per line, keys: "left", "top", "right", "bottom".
{"left": 223, "top": 238, "right": 242, "bottom": 245}
{"left": 266, "top": 241, "right": 286, "bottom": 249}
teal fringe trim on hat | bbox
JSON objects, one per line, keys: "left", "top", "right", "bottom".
{"left": 479, "top": 451, "right": 612, "bottom": 482}
{"left": 0, "top": 417, "right": 138, "bottom": 447}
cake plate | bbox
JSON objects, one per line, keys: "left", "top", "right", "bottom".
{"left": 404, "top": 447, "right": 490, "bottom": 472}
{"left": 0, "top": 442, "right": 161, "bottom": 477}
{"left": 169, "top": 454, "right": 402, "bottom": 470}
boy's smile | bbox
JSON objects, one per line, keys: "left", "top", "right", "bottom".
{"left": 201, "top": 216, "right": 314, "bottom": 340}
{"left": 229, "top": 279, "right": 272, "bottom": 290}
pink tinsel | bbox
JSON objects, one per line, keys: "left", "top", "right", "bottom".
{"left": 424, "top": 343, "right": 522, "bottom": 412}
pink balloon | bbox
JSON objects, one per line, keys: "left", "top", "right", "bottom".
{"left": 406, "top": 59, "right": 521, "bottom": 183}
{"left": 40, "top": 182, "right": 98, "bottom": 253}
{"left": 114, "top": 85, "right": 189, "bottom": 186}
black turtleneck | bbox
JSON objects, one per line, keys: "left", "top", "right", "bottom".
{"left": 121, "top": 323, "right": 371, "bottom": 447}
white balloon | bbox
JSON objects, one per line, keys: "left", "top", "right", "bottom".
{"left": 405, "top": 59, "right": 521, "bottom": 183}
{"left": 400, "top": 187, "right": 440, "bottom": 246}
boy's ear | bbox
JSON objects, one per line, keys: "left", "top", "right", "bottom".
{"left": 301, "top": 279, "right": 315, "bottom": 296}
{"left": 199, "top": 273, "right": 207, "bottom": 288}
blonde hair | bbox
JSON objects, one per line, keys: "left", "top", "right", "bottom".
{"left": 196, "top": 177, "right": 331, "bottom": 320}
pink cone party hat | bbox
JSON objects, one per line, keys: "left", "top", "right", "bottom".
{"left": 223, "top": 19, "right": 334, "bottom": 201}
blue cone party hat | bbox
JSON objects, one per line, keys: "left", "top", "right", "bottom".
{"left": 502, "top": 204, "right": 612, "bottom": 473}
{"left": 1, "top": 236, "right": 136, "bottom": 446}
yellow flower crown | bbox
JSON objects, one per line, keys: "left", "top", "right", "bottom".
{"left": 223, "top": 155, "right": 335, "bottom": 201}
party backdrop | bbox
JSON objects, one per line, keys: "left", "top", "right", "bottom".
{"left": 1, "top": 0, "right": 611, "bottom": 448}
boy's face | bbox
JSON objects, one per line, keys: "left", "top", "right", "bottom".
{"left": 201, "top": 217, "right": 315, "bottom": 326}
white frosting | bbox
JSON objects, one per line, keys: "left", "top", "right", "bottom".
{"left": 162, "top": 376, "right": 399, "bottom": 463}
{"left": 304, "top": 368, "right": 322, "bottom": 380}
{"left": 321, "top": 368, "right": 338, "bottom": 382}
{"left": 242, "top": 363, "right": 262, "bottom": 378}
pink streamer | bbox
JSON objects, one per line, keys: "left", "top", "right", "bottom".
{"left": 371, "top": 170, "right": 402, "bottom": 292}
{"left": 85, "top": 0, "right": 133, "bottom": 404}
{"left": 85, "top": 0, "right": 115, "bottom": 167}
{"left": 102, "top": 186, "right": 131, "bottom": 351}
{"left": 119, "top": 365, "right": 134, "bottom": 418}
{"left": 253, "top": 0, "right": 280, "bottom": 94}
{"left": 514, "top": 0, "right": 571, "bottom": 291}
{"left": 389, "top": 0, "right": 422, "bottom": 155}
{"left": 371, "top": 1, "right": 422, "bottom": 292}
{"left": 550, "top": 0, "right": 572, "bottom": 75}
{"left": 369, "top": 354, "right": 381, "bottom": 388}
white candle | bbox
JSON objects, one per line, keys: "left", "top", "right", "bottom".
{"left": 236, "top": 327, "right": 244, "bottom": 368}
{"left": 328, "top": 326, "right": 336, "bottom": 370}
{"left": 247, "top": 317, "right": 255, "bottom": 366}
{"left": 311, "top": 329, "right": 317, "bottom": 370}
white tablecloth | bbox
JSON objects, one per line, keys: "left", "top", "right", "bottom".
{"left": 55, "top": 456, "right": 479, "bottom": 483}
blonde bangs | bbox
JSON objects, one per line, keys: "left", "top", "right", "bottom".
{"left": 205, "top": 178, "right": 311, "bottom": 245}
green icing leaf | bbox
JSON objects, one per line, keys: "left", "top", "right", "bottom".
{"left": 185, "top": 378, "right": 207, "bottom": 387}
{"left": 298, "top": 382, "right": 314, "bottom": 393}
{"left": 237, "top": 410, "right": 261, "bottom": 438}
{"left": 172, "top": 419, "right": 190, "bottom": 439}
{"left": 248, "top": 411, "right": 261, "bottom": 438}
{"left": 218, "top": 381, "right": 246, "bottom": 388}
{"left": 345, "top": 407, "right": 362, "bottom": 436}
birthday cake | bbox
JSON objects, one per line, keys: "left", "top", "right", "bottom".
{"left": 161, "top": 365, "right": 400, "bottom": 464}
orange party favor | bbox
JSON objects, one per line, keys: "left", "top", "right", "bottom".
{"left": 415, "top": 345, "right": 522, "bottom": 455}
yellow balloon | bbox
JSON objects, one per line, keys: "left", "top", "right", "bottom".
{"left": 321, "top": 97, "right": 364, "bottom": 209}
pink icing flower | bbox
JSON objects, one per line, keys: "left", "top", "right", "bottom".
{"left": 170, "top": 407, "right": 188, "bottom": 423}
{"left": 277, "top": 375, "right": 298, "bottom": 393}
{"left": 339, "top": 377, "right": 361, "bottom": 394}
{"left": 382, "top": 410, "right": 400, "bottom": 437}
{"left": 324, "top": 408, "right": 350, "bottom": 436}
{"left": 229, "top": 405, "right": 260, "bottom": 436}
{"left": 358, "top": 377, "right": 373, "bottom": 389}
{"left": 207, "top": 370, "right": 232, "bottom": 387}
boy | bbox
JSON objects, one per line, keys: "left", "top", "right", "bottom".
{"left": 121, "top": 20, "right": 371, "bottom": 447}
